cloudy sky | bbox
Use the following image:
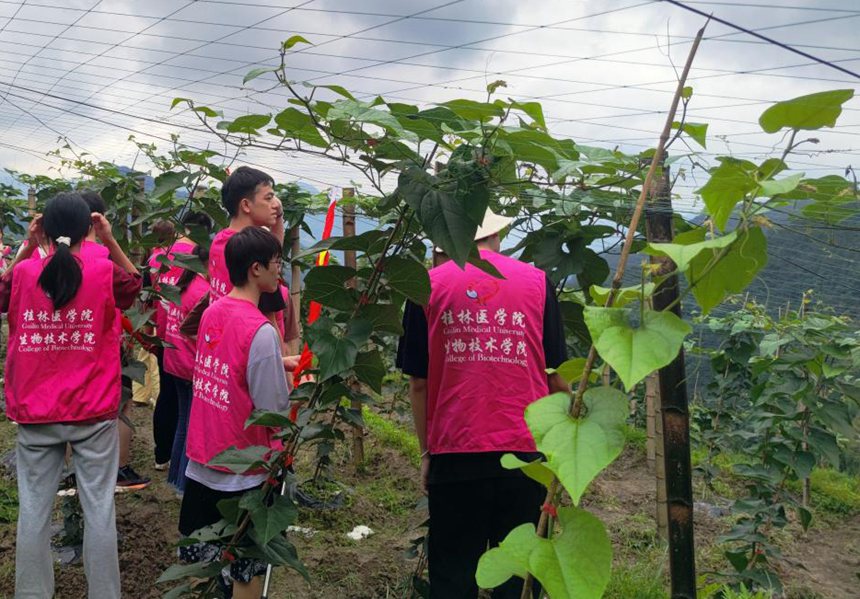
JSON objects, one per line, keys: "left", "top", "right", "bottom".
{"left": 0, "top": 0, "right": 857, "bottom": 213}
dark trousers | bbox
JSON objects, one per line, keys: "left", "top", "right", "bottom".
{"left": 427, "top": 476, "right": 544, "bottom": 599}
{"left": 152, "top": 351, "right": 179, "bottom": 465}
{"left": 167, "top": 378, "right": 192, "bottom": 493}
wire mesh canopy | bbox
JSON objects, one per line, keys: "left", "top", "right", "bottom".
{"left": 0, "top": 0, "right": 857, "bottom": 190}
{"left": 0, "top": 0, "right": 857, "bottom": 315}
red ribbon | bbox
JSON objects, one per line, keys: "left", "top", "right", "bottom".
{"left": 292, "top": 197, "right": 338, "bottom": 388}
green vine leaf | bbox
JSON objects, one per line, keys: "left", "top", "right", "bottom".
{"left": 218, "top": 113, "right": 272, "bottom": 135}
{"left": 398, "top": 165, "right": 488, "bottom": 267}
{"left": 303, "top": 265, "right": 357, "bottom": 312}
{"left": 441, "top": 98, "right": 505, "bottom": 122}
{"left": 327, "top": 99, "right": 411, "bottom": 139}
{"left": 282, "top": 34, "right": 311, "bottom": 50}
{"left": 241, "top": 488, "right": 298, "bottom": 545}
{"left": 353, "top": 350, "right": 386, "bottom": 394}
{"left": 476, "top": 507, "right": 612, "bottom": 599}
{"left": 273, "top": 107, "right": 327, "bottom": 147}
{"left": 384, "top": 255, "right": 431, "bottom": 305}
{"left": 645, "top": 230, "right": 738, "bottom": 273}
{"left": 758, "top": 172, "right": 804, "bottom": 197}
{"left": 500, "top": 454, "right": 555, "bottom": 488}
{"left": 584, "top": 308, "right": 692, "bottom": 391}
{"left": 671, "top": 121, "right": 708, "bottom": 149}
{"left": 686, "top": 226, "right": 768, "bottom": 315}
{"left": 356, "top": 303, "right": 404, "bottom": 336}
{"left": 306, "top": 318, "right": 373, "bottom": 382}
{"left": 243, "top": 67, "right": 276, "bottom": 85}
{"left": 759, "top": 89, "right": 854, "bottom": 133}
{"left": 525, "top": 388, "right": 628, "bottom": 504}
{"left": 589, "top": 282, "right": 655, "bottom": 308}
{"left": 697, "top": 158, "right": 757, "bottom": 231}
{"left": 207, "top": 445, "right": 271, "bottom": 474}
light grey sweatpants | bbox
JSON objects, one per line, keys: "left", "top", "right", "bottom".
{"left": 15, "top": 419, "right": 121, "bottom": 599}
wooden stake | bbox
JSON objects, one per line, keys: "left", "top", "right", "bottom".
{"left": 519, "top": 19, "right": 709, "bottom": 599}
{"left": 289, "top": 224, "right": 302, "bottom": 348}
{"left": 342, "top": 188, "right": 365, "bottom": 467}
{"left": 27, "top": 187, "right": 36, "bottom": 216}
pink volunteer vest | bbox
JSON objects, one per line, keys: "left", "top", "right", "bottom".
{"left": 207, "top": 229, "right": 233, "bottom": 302}
{"left": 79, "top": 240, "right": 109, "bottom": 261}
{"left": 185, "top": 296, "right": 281, "bottom": 471}
{"left": 208, "top": 228, "right": 290, "bottom": 340}
{"left": 148, "top": 242, "right": 196, "bottom": 339}
{"left": 163, "top": 275, "right": 209, "bottom": 381}
{"left": 5, "top": 256, "right": 120, "bottom": 424}
{"left": 425, "top": 250, "right": 548, "bottom": 454}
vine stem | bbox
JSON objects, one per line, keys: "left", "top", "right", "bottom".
{"left": 518, "top": 18, "right": 710, "bottom": 599}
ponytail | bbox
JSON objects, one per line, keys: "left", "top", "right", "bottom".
{"left": 38, "top": 241, "right": 82, "bottom": 310}
{"left": 37, "top": 192, "right": 93, "bottom": 310}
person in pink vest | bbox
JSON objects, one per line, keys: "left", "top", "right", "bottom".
{"left": 179, "top": 227, "right": 291, "bottom": 599}
{"left": 147, "top": 212, "right": 212, "bottom": 477}
{"left": 163, "top": 244, "right": 210, "bottom": 495}
{"left": 397, "top": 210, "right": 569, "bottom": 598}
{"left": 1, "top": 192, "right": 141, "bottom": 599}
{"left": 206, "top": 166, "right": 300, "bottom": 352}
{"left": 80, "top": 190, "right": 153, "bottom": 491}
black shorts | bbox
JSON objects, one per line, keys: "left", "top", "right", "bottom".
{"left": 178, "top": 477, "right": 267, "bottom": 584}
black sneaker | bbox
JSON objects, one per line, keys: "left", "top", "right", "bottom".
{"left": 57, "top": 473, "right": 77, "bottom": 497}
{"left": 116, "top": 465, "right": 151, "bottom": 493}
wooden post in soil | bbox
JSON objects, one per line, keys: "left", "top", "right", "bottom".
{"left": 131, "top": 176, "right": 145, "bottom": 266}
{"left": 342, "top": 187, "right": 365, "bottom": 467}
{"left": 289, "top": 224, "right": 302, "bottom": 339}
{"left": 27, "top": 187, "right": 36, "bottom": 216}
{"left": 518, "top": 19, "right": 708, "bottom": 599}
{"left": 646, "top": 370, "right": 669, "bottom": 540}
{"left": 645, "top": 159, "right": 697, "bottom": 596}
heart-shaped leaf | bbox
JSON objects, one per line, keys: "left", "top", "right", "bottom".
{"left": 525, "top": 388, "right": 628, "bottom": 504}
{"left": 759, "top": 89, "right": 854, "bottom": 133}
{"left": 584, "top": 308, "right": 692, "bottom": 390}
{"left": 476, "top": 507, "right": 612, "bottom": 599}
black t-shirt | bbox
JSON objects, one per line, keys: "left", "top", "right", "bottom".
{"left": 396, "top": 275, "right": 567, "bottom": 484}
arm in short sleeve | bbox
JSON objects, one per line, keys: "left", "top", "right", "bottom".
{"left": 396, "top": 300, "right": 429, "bottom": 378}
{"left": 542, "top": 275, "right": 567, "bottom": 369}
{"left": 247, "top": 323, "right": 290, "bottom": 413}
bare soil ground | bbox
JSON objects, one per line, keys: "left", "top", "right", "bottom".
{"left": 0, "top": 405, "right": 855, "bottom": 598}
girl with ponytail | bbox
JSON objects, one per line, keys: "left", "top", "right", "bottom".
{"left": 0, "top": 192, "right": 141, "bottom": 598}
{"left": 163, "top": 244, "right": 210, "bottom": 495}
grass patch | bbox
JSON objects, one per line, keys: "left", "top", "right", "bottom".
{"left": 0, "top": 478, "right": 16, "bottom": 524}
{"left": 623, "top": 424, "right": 647, "bottom": 453}
{"left": 787, "top": 468, "right": 860, "bottom": 516}
{"left": 363, "top": 408, "right": 420, "bottom": 467}
{"left": 605, "top": 547, "right": 668, "bottom": 599}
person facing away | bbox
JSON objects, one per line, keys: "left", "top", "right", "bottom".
{"left": 0, "top": 192, "right": 141, "bottom": 599}
{"left": 163, "top": 243, "right": 210, "bottom": 495}
{"left": 396, "top": 209, "right": 569, "bottom": 599}
{"left": 178, "top": 226, "right": 293, "bottom": 599}
{"left": 145, "top": 213, "right": 212, "bottom": 476}
{"left": 79, "top": 188, "right": 152, "bottom": 491}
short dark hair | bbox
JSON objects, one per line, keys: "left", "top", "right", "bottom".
{"left": 79, "top": 189, "right": 106, "bottom": 215}
{"left": 224, "top": 227, "right": 281, "bottom": 287}
{"left": 221, "top": 166, "right": 274, "bottom": 217}
{"left": 181, "top": 210, "right": 213, "bottom": 232}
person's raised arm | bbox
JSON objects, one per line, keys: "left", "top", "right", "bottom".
{"left": 92, "top": 213, "right": 138, "bottom": 275}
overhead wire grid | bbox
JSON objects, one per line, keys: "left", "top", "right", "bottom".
{"left": 0, "top": 0, "right": 857, "bottom": 315}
